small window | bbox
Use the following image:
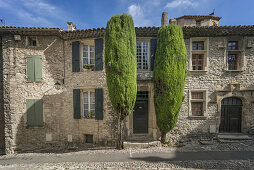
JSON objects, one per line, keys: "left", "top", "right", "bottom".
{"left": 228, "top": 41, "right": 238, "bottom": 50}
{"left": 196, "top": 21, "right": 201, "bottom": 27}
{"left": 192, "top": 41, "right": 204, "bottom": 50}
{"left": 192, "top": 54, "right": 204, "bottom": 70}
{"left": 191, "top": 102, "right": 203, "bottom": 116}
{"left": 82, "top": 45, "right": 95, "bottom": 69}
{"left": 28, "top": 37, "right": 37, "bottom": 46}
{"left": 136, "top": 41, "right": 149, "bottom": 70}
{"left": 228, "top": 54, "right": 237, "bottom": 70}
{"left": 85, "top": 134, "right": 93, "bottom": 143}
{"left": 83, "top": 91, "right": 95, "bottom": 118}
{"left": 190, "top": 91, "right": 206, "bottom": 117}
{"left": 191, "top": 92, "right": 203, "bottom": 99}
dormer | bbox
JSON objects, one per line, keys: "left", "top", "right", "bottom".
{"left": 169, "top": 15, "right": 222, "bottom": 27}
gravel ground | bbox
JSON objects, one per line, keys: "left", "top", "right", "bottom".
{"left": 0, "top": 160, "right": 253, "bottom": 170}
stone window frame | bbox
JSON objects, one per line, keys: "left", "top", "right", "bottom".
{"left": 26, "top": 36, "right": 38, "bottom": 47}
{"left": 189, "top": 37, "right": 209, "bottom": 73}
{"left": 225, "top": 37, "right": 245, "bottom": 72}
{"left": 189, "top": 89, "right": 208, "bottom": 118}
{"left": 24, "top": 98, "right": 45, "bottom": 128}
{"left": 79, "top": 39, "right": 95, "bottom": 71}
{"left": 81, "top": 89, "right": 95, "bottom": 119}
{"left": 136, "top": 39, "right": 150, "bottom": 70}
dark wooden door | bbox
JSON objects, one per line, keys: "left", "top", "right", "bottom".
{"left": 219, "top": 97, "right": 242, "bottom": 133}
{"left": 133, "top": 100, "right": 148, "bottom": 134}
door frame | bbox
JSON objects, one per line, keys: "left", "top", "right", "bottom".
{"left": 219, "top": 97, "right": 243, "bottom": 133}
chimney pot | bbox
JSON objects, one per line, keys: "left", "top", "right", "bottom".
{"left": 161, "top": 12, "right": 168, "bottom": 26}
{"left": 67, "top": 22, "right": 76, "bottom": 31}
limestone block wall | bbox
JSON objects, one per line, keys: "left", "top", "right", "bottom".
{"left": 2, "top": 34, "right": 66, "bottom": 153}
{"left": 167, "top": 36, "right": 254, "bottom": 143}
{"left": 63, "top": 38, "right": 118, "bottom": 145}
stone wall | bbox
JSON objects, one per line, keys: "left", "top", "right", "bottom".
{"left": 166, "top": 36, "right": 254, "bottom": 143}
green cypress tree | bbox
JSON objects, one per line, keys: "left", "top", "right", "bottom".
{"left": 105, "top": 13, "right": 137, "bottom": 149}
{"left": 154, "top": 24, "right": 187, "bottom": 143}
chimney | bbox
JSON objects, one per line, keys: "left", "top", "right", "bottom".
{"left": 67, "top": 22, "right": 76, "bottom": 31}
{"left": 161, "top": 12, "right": 168, "bottom": 26}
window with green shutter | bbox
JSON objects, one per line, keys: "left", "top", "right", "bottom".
{"left": 27, "top": 55, "right": 42, "bottom": 82}
{"left": 26, "top": 99, "right": 43, "bottom": 126}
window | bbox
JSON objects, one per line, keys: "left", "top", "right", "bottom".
{"left": 192, "top": 41, "right": 204, "bottom": 50}
{"left": 28, "top": 37, "right": 37, "bottom": 46}
{"left": 26, "top": 99, "right": 43, "bottom": 126}
{"left": 85, "top": 134, "right": 93, "bottom": 143}
{"left": 192, "top": 54, "right": 204, "bottom": 70}
{"left": 190, "top": 91, "right": 207, "bottom": 117}
{"left": 190, "top": 38, "right": 208, "bottom": 72}
{"left": 226, "top": 40, "right": 243, "bottom": 71}
{"left": 136, "top": 41, "right": 149, "bottom": 70}
{"left": 82, "top": 45, "right": 95, "bottom": 67}
{"left": 83, "top": 91, "right": 95, "bottom": 118}
{"left": 228, "top": 41, "right": 238, "bottom": 50}
{"left": 27, "top": 55, "right": 42, "bottom": 82}
{"left": 228, "top": 54, "right": 237, "bottom": 70}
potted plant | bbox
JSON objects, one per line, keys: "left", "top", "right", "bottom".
{"left": 83, "top": 64, "right": 94, "bottom": 71}
{"left": 89, "top": 111, "right": 95, "bottom": 118}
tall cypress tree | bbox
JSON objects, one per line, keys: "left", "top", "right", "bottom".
{"left": 105, "top": 14, "right": 137, "bottom": 149}
{"left": 154, "top": 24, "right": 187, "bottom": 143}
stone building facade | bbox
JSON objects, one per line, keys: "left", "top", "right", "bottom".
{"left": 0, "top": 14, "right": 254, "bottom": 154}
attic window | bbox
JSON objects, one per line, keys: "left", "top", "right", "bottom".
{"left": 196, "top": 20, "right": 203, "bottom": 27}
{"left": 28, "top": 37, "right": 37, "bottom": 46}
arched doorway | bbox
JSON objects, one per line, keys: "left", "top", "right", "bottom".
{"left": 219, "top": 97, "right": 242, "bottom": 133}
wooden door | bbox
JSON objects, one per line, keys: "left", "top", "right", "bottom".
{"left": 133, "top": 100, "right": 148, "bottom": 134}
{"left": 219, "top": 97, "right": 242, "bottom": 133}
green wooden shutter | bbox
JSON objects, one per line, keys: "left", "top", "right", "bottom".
{"left": 95, "top": 88, "right": 103, "bottom": 120}
{"left": 26, "top": 99, "right": 43, "bottom": 126}
{"left": 73, "top": 89, "right": 81, "bottom": 119}
{"left": 34, "top": 99, "right": 43, "bottom": 126}
{"left": 26, "top": 99, "right": 35, "bottom": 126}
{"left": 72, "top": 41, "right": 80, "bottom": 72}
{"left": 34, "top": 56, "right": 42, "bottom": 82}
{"left": 95, "top": 38, "right": 103, "bottom": 71}
{"left": 150, "top": 39, "right": 157, "bottom": 71}
{"left": 27, "top": 56, "right": 34, "bottom": 82}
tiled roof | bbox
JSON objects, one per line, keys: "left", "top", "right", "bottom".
{"left": 182, "top": 25, "right": 254, "bottom": 38}
{"left": 175, "top": 15, "right": 222, "bottom": 21}
{"left": 0, "top": 26, "right": 62, "bottom": 31}
{"left": 1, "top": 25, "right": 254, "bottom": 39}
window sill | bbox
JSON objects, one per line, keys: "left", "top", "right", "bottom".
{"left": 189, "top": 70, "right": 207, "bottom": 74}
{"left": 26, "top": 124, "right": 45, "bottom": 128}
{"left": 188, "top": 116, "right": 207, "bottom": 120}
{"left": 225, "top": 69, "right": 243, "bottom": 72}
{"left": 83, "top": 116, "right": 95, "bottom": 119}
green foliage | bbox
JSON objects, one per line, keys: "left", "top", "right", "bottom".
{"left": 154, "top": 24, "right": 187, "bottom": 134}
{"left": 83, "top": 64, "right": 94, "bottom": 69}
{"left": 105, "top": 13, "right": 137, "bottom": 119}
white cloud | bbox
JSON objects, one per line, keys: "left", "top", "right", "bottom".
{"left": 0, "top": 0, "right": 70, "bottom": 27}
{"left": 127, "top": 4, "right": 151, "bottom": 27}
{"left": 166, "top": 0, "right": 198, "bottom": 8}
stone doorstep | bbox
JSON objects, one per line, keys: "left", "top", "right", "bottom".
{"left": 123, "top": 141, "right": 161, "bottom": 149}
{"left": 217, "top": 134, "right": 252, "bottom": 140}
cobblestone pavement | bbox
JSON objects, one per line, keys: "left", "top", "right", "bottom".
{"left": 0, "top": 140, "right": 253, "bottom": 170}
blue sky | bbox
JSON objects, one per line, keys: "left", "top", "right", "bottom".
{"left": 0, "top": 0, "right": 253, "bottom": 29}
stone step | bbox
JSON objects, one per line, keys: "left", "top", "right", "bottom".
{"left": 123, "top": 141, "right": 161, "bottom": 149}
{"left": 217, "top": 134, "right": 252, "bottom": 140}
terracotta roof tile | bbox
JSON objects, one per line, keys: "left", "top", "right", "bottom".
{"left": 175, "top": 15, "right": 222, "bottom": 21}
{"left": 1, "top": 25, "right": 254, "bottom": 39}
